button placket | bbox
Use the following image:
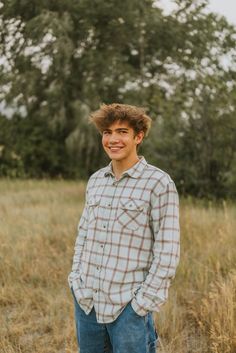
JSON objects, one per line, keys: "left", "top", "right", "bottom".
{"left": 93, "top": 183, "right": 117, "bottom": 297}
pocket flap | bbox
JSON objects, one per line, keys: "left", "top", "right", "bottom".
{"left": 120, "top": 199, "right": 145, "bottom": 211}
{"left": 87, "top": 196, "right": 100, "bottom": 206}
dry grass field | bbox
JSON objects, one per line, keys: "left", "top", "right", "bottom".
{"left": 0, "top": 179, "right": 235, "bottom": 353}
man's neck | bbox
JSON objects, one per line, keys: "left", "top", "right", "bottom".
{"left": 112, "top": 156, "right": 140, "bottom": 180}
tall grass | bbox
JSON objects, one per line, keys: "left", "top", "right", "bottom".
{"left": 0, "top": 180, "right": 235, "bottom": 353}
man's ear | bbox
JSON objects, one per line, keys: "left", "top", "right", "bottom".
{"left": 135, "top": 131, "right": 144, "bottom": 145}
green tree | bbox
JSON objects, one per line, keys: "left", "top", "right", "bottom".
{"left": 0, "top": 0, "right": 236, "bottom": 198}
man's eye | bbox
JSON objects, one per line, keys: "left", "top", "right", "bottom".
{"left": 103, "top": 131, "right": 110, "bottom": 135}
{"left": 120, "top": 130, "right": 127, "bottom": 134}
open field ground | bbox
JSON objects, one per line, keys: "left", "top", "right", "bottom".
{"left": 0, "top": 179, "right": 236, "bottom": 353}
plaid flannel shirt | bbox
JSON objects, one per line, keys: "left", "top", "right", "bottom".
{"left": 68, "top": 157, "right": 180, "bottom": 323}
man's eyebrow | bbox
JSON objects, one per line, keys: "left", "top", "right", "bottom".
{"left": 103, "top": 127, "right": 129, "bottom": 132}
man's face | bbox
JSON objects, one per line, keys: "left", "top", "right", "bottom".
{"left": 102, "top": 121, "right": 144, "bottom": 162}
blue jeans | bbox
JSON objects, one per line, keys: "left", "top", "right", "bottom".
{"left": 71, "top": 289, "right": 158, "bottom": 353}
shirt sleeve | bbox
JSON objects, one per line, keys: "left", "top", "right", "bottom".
{"left": 131, "top": 179, "right": 180, "bottom": 316}
{"left": 68, "top": 186, "right": 89, "bottom": 287}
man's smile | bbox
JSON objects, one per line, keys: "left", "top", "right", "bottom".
{"left": 108, "top": 146, "right": 124, "bottom": 152}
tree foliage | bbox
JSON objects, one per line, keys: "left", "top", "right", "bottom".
{"left": 0, "top": 0, "right": 236, "bottom": 198}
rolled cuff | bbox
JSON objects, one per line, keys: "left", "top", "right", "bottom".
{"left": 131, "top": 296, "right": 149, "bottom": 316}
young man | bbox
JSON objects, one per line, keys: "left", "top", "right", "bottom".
{"left": 68, "top": 103, "right": 180, "bottom": 353}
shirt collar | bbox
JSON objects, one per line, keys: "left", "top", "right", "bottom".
{"left": 104, "top": 156, "right": 147, "bottom": 179}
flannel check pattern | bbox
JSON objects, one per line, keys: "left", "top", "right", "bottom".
{"left": 68, "top": 156, "right": 180, "bottom": 323}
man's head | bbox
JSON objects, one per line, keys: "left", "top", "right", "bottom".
{"left": 89, "top": 103, "right": 152, "bottom": 165}
{"left": 89, "top": 103, "right": 152, "bottom": 138}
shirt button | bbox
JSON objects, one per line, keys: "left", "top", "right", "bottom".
{"left": 96, "top": 266, "right": 100, "bottom": 270}
{"left": 100, "top": 244, "right": 104, "bottom": 248}
{"left": 103, "top": 224, "right": 107, "bottom": 229}
{"left": 94, "top": 289, "right": 98, "bottom": 293}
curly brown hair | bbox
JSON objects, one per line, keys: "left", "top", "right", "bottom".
{"left": 89, "top": 103, "right": 152, "bottom": 137}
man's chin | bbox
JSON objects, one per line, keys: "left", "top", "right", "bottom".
{"left": 107, "top": 154, "right": 124, "bottom": 161}
{"left": 110, "top": 156, "right": 123, "bottom": 161}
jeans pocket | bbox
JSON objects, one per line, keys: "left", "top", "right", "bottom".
{"left": 128, "top": 301, "right": 145, "bottom": 319}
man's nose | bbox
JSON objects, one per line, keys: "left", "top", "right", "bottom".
{"left": 109, "top": 133, "right": 120, "bottom": 143}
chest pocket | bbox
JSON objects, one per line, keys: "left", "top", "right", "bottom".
{"left": 117, "top": 199, "right": 146, "bottom": 231}
{"left": 87, "top": 196, "right": 100, "bottom": 226}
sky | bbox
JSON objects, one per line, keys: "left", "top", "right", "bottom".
{"left": 158, "top": 0, "right": 236, "bottom": 26}
{"left": 208, "top": 0, "right": 236, "bottom": 25}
